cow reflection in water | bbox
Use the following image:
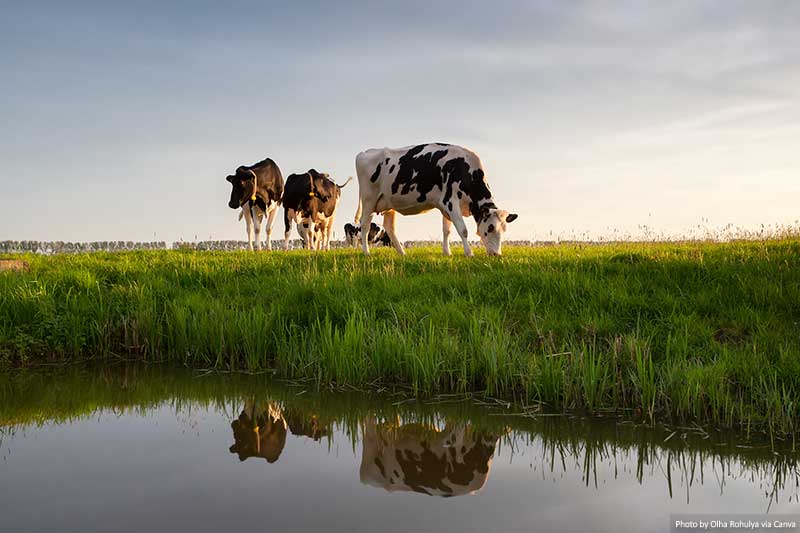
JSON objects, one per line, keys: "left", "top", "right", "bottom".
{"left": 360, "top": 418, "right": 500, "bottom": 497}
{"left": 229, "top": 400, "right": 328, "bottom": 463}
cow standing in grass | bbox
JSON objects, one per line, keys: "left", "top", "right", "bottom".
{"left": 354, "top": 143, "right": 517, "bottom": 256}
{"left": 283, "top": 169, "right": 351, "bottom": 250}
{"left": 226, "top": 158, "right": 284, "bottom": 251}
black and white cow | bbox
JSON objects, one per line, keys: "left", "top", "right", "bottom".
{"left": 343, "top": 222, "right": 385, "bottom": 248}
{"left": 360, "top": 418, "right": 500, "bottom": 497}
{"left": 371, "top": 225, "right": 392, "bottom": 247}
{"left": 344, "top": 223, "right": 361, "bottom": 247}
{"left": 226, "top": 158, "right": 284, "bottom": 251}
{"left": 354, "top": 143, "right": 517, "bottom": 256}
{"left": 283, "top": 169, "right": 351, "bottom": 250}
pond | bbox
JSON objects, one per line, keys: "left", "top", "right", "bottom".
{"left": 1, "top": 365, "right": 798, "bottom": 532}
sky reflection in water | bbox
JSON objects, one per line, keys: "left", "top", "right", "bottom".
{"left": 1, "top": 368, "right": 798, "bottom": 533}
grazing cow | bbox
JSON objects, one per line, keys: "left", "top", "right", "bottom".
{"left": 371, "top": 225, "right": 392, "bottom": 247}
{"left": 343, "top": 222, "right": 384, "bottom": 248}
{"left": 360, "top": 419, "right": 500, "bottom": 497}
{"left": 354, "top": 143, "right": 517, "bottom": 256}
{"left": 282, "top": 169, "right": 352, "bottom": 250}
{"left": 226, "top": 158, "right": 284, "bottom": 251}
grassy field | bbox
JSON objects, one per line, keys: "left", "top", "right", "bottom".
{"left": 1, "top": 241, "right": 799, "bottom": 434}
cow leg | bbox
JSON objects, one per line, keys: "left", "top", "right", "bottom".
{"left": 283, "top": 208, "right": 293, "bottom": 251}
{"left": 253, "top": 207, "right": 263, "bottom": 251}
{"left": 324, "top": 215, "right": 334, "bottom": 250}
{"left": 244, "top": 207, "right": 255, "bottom": 251}
{"left": 265, "top": 204, "right": 278, "bottom": 251}
{"left": 449, "top": 210, "right": 473, "bottom": 257}
{"left": 360, "top": 210, "right": 374, "bottom": 256}
{"left": 382, "top": 210, "right": 405, "bottom": 256}
{"left": 300, "top": 221, "right": 312, "bottom": 249}
{"left": 442, "top": 215, "right": 452, "bottom": 256}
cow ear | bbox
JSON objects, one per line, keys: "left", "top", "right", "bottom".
{"left": 236, "top": 167, "right": 253, "bottom": 179}
{"left": 506, "top": 213, "right": 518, "bottom": 223}
{"left": 226, "top": 175, "right": 235, "bottom": 183}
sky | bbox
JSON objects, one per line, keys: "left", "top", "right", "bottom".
{"left": 1, "top": 1, "right": 798, "bottom": 243}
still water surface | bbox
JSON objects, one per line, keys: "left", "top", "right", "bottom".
{"left": 1, "top": 365, "right": 798, "bottom": 532}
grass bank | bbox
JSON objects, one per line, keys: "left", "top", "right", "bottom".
{"left": 1, "top": 241, "right": 799, "bottom": 434}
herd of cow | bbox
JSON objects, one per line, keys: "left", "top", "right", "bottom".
{"left": 226, "top": 143, "right": 518, "bottom": 256}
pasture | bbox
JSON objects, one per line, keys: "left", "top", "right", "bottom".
{"left": 1, "top": 239, "right": 799, "bottom": 435}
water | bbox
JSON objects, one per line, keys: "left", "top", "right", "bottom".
{"left": 1, "top": 365, "right": 798, "bottom": 532}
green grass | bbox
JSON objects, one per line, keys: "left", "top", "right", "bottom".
{"left": 1, "top": 240, "right": 799, "bottom": 434}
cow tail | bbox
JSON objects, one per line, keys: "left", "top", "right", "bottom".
{"left": 354, "top": 197, "right": 362, "bottom": 226}
{"left": 238, "top": 210, "right": 244, "bottom": 221}
{"left": 337, "top": 176, "right": 353, "bottom": 189}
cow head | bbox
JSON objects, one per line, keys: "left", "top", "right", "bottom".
{"left": 368, "top": 223, "right": 382, "bottom": 243}
{"left": 476, "top": 208, "right": 517, "bottom": 256}
{"left": 226, "top": 167, "right": 258, "bottom": 209}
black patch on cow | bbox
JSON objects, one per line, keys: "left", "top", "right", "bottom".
{"left": 457, "top": 191, "right": 462, "bottom": 199}
{"left": 370, "top": 163, "right": 382, "bottom": 183}
{"left": 302, "top": 222, "right": 309, "bottom": 228}
{"left": 374, "top": 457, "right": 386, "bottom": 477}
{"left": 384, "top": 158, "right": 389, "bottom": 164}
{"left": 487, "top": 224, "right": 495, "bottom": 233}
{"left": 395, "top": 446, "right": 452, "bottom": 495}
{"left": 389, "top": 164, "right": 395, "bottom": 173}
{"left": 376, "top": 231, "right": 391, "bottom": 246}
{"left": 468, "top": 169, "right": 496, "bottom": 222}
{"left": 391, "top": 144, "right": 449, "bottom": 202}
{"left": 447, "top": 202, "right": 452, "bottom": 211}
{"left": 441, "top": 157, "right": 470, "bottom": 208}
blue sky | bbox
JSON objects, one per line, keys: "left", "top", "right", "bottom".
{"left": 1, "top": 1, "right": 798, "bottom": 242}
